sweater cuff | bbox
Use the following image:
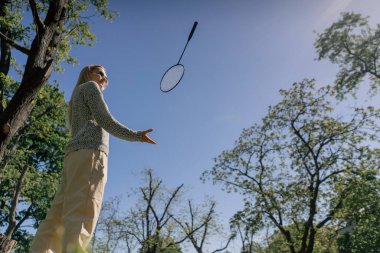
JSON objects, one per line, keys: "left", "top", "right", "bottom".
{"left": 135, "top": 130, "right": 144, "bottom": 142}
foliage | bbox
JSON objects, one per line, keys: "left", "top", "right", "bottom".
{"left": 0, "top": 1, "right": 117, "bottom": 249}
{"left": 0, "top": 0, "right": 119, "bottom": 170}
{"left": 128, "top": 169, "right": 184, "bottom": 253}
{"left": 252, "top": 225, "right": 338, "bottom": 253}
{"left": 91, "top": 170, "right": 186, "bottom": 253}
{"left": 2, "top": 0, "right": 119, "bottom": 75}
{"left": 171, "top": 198, "right": 233, "bottom": 253}
{"left": 336, "top": 174, "right": 380, "bottom": 253}
{"left": 0, "top": 78, "right": 70, "bottom": 250}
{"left": 138, "top": 236, "right": 183, "bottom": 253}
{"left": 92, "top": 170, "right": 231, "bottom": 253}
{"left": 203, "top": 79, "right": 380, "bottom": 253}
{"left": 12, "top": 230, "right": 33, "bottom": 253}
{"left": 230, "top": 206, "right": 263, "bottom": 253}
{"left": 315, "top": 12, "right": 380, "bottom": 99}
{"left": 314, "top": 11, "right": 380, "bottom": 251}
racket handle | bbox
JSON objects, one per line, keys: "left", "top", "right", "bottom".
{"left": 188, "top": 21, "right": 198, "bottom": 42}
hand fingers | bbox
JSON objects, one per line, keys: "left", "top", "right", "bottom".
{"left": 143, "top": 129, "right": 153, "bottom": 134}
{"left": 143, "top": 138, "right": 156, "bottom": 144}
{"left": 142, "top": 134, "right": 156, "bottom": 144}
{"left": 146, "top": 136, "right": 156, "bottom": 144}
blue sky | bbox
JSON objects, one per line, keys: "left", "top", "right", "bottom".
{"left": 25, "top": 0, "right": 380, "bottom": 251}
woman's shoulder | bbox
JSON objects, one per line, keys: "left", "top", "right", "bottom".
{"left": 81, "top": 81, "right": 99, "bottom": 89}
{"left": 79, "top": 81, "right": 102, "bottom": 94}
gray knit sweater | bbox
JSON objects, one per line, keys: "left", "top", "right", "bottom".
{"left": 64, "top": 81, "right": 143, "bottom": 157}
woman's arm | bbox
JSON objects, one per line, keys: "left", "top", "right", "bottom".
{"left": 82, "top": 81, "right": 143, "bottom": 142}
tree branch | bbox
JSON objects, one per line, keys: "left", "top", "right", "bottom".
{"left": 317, "top": 195, "right": 344, "bottom": 229}
{"left": 342, "top": 40, "right": 380, "bottom": 79}
{"left": 5, "top": 164, "right": 29, "bottom": 236}
{"left": 141, "top": 187, "right": 159, "bottom": 228}
{"left": 265, "top": 210, "right": 296, "bottom": 253}
{"left": 320, "top": 169, "right": 349, "bottom": 184}
{"left": 17, "top": 105, "right": 54, "bottom": 136}
{"left": 200, "top": 202, "right": 215, "bottom": 248}
{"left": 169, "top": 214, "right": 211, "bottom": 246}
{"left": 29, "top": 0, "right": 46, "bottom": 32}
{"left": 0, "top": 31, "right": 30, "bottom": 55}
{"left": 211, "top": 234, "right": 235, "bottom": 253}
{"left": 159, "top": 184, "right": 183, "bottom": 224}
{"left": 13, "top": 204, "right": 33, "bottom": 233}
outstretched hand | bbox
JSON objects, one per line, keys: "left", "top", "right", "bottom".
{"left": 141, "top": 129, "right": 156, "bottom": 144}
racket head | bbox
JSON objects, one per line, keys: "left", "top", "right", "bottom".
{"left": 160, "top": 64, "right": 185, "bottom": 92}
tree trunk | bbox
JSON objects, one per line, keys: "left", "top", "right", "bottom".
{"left": 0, "top": 235, "right": 16, "bottom": 253}
{"left": 0, "top": 0, "right": 68, "bottom": 164}
{"left": 0, "top": 55, "right": 52, "bottom": 163}
{"left": 305, "top": 228, "right": 316, "bottom": 253}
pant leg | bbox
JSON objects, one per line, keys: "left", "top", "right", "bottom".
{"left": 61, "top": 149, "right": 108, "bottom": 253}
{"left": 29, "top": 154, "right": 70, "bottom": 253}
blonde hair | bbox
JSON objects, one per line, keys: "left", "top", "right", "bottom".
{"left": 66, "top": 64, "right": 106, "bottom": 133}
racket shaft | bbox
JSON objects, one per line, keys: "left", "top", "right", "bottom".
{"left": 178, "top": 22, "right": 198, "bottom": 64}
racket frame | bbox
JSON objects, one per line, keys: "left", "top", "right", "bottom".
{"left": 160, "top": 64, "right": 185, "bottom": 92}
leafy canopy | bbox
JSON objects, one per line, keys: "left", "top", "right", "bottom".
{"left": 315, "top": 12, "right": 380, "bottom": 99}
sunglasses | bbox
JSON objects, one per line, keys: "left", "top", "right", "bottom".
{"left": 93, "top": 71, "right": 107, "bottom": 79}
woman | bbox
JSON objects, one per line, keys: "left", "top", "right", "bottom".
{"left": 30, "top": 64, "right": 156, "bottom": 253}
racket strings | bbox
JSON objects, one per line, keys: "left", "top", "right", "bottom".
{"left": 160, "top": 64, "right": 185, "bottom": 92}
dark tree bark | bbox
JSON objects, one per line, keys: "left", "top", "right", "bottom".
{"left": 0, "top": 0, "right": 69, "bottom": 164}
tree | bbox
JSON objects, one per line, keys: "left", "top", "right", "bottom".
{"left": 0, "top": 81, "right": 69, "bottom": 252}
{"left": 315, "top": 12, "right": 380, "bottom": 99}
{"left": 171, "top": 199, "right": 234, "bottom": 253}
{"left": 92, "top": 169, "right": 228, "bottom": 253}
{"left": 123, "top": 169, "right": 202, "bottom": 253}
{"left": 203, "top": 79, "right": 380, "bottom": 253}
{"left": 0, "top": 0, "right": 117, "bottom": 162}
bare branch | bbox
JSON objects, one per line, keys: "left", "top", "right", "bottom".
{"left": 141, "top": 187, "right": 159, "bottom": 226}
{"left": 169, "top": 214, "right": 211, "bottom": 246}
{"left": 211, "top": 234, "right": 235, "bottom": 253}
{"left": 200, "top": 201, "right": 216, "bottom": 248}
{"left": 159, "top": 184, "right": 184, "bottom": 224}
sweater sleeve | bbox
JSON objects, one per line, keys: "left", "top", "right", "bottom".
{"left": 82, "top": 81, "right": 143, "bottom": 142}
